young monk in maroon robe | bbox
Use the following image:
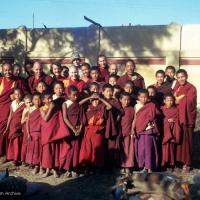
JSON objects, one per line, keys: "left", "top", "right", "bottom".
{"left": 50, "top": 62, "right": 66, "bottom": 82}
{"left": 123, "top": 81, "right": 137, "bottom": 106}
{"left": 0, "top": 63, "right": 27, "bottom": 156}
{"left": 173, "top": 69, "right": 197, "bottom": 172}
{"left": 152, "top": 70, "right": 172, "bottom": 106}
{"left": 97, "top": 54, "right": 109, "bottom": 81}
{"left": 147, "top": 85, "right": 158, "bottom": 105}
{"left": 21, "top": 94, "right": 32, "bottom": 165}
{"left": 27, "top": 61, "right": 53, "bottom": 94}
{"left": 108, "top": 74, "right": 118, "bottom": 87}
{"left": 40, "top": 93, "right": 59, "bottom": 178}
{"left": 80, "top": 62, "right": 91, "bottom": 84}
{"left": 161, "top": 93, "right": 181, "bottom": 170}
{"left": 61, "top": 86, "right": 85, "bottom": 177}
{"left": 90, "top": 66, "right": 105, "bottom": 92}
{"left": 35, "top": 81, "right": 48, "bottom": 95}
{"left": 134, "top": 89, "right": 160, "bottom": 173}
{"left": 3, "top": 89, "right": 25, "bottom": 165}
{"left": 25, "top": 93, "right": 42, "bottom": 174}
{"left": 118, "top": 60, "right": 145, "bottom": 90}
{"left": 102, "top": 84, "right": 123, "bottom": 167}
{"left": 79, "top": 93, "right": 112, "bottom": 173}
{"left": 120, "top": 92, "right": 135, "bottom": 174}
{"left": 165, "top": 65, "right": 177, "bottom": 89}
{"left": 64, "top": 66, "right": 86, "bottom": 95}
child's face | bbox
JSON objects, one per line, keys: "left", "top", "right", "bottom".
{"left": 176, "top": 72, "right": 187, "bottom": 86}
{"left": 36, "top": 82, "right": 46, "bottom": 94}
{"left": 103, "top": 88, "right": 113, "bottom": 99}
{"left": 90, "top": 85, "right": 99, "bottom": 93}
{"left": 156, "top": 73, "right": 165, "bottom": 85}
{"left": 138, "top": 93, "right": 148, "bottom": 104}
{"left": 164, "top": 96, "right": 174, "bottom": 108}
{"left": 113, "top": 88, "right": 121, "bottom": 98}
{"left": 14, "top": 90, "right": 22, "bottom": 101}
{"left": 109, "top": 77, "right": 117, "bottom": 86}
{"left": 81, "top": 65, "right": 90, "bottom": 77}
{"left": 68, "top": 91, "right": 78, "bottom": 102}
{"left": 43, "top": 95, "right": 52, "bottom": 105}
{"left": 52, "top": 64, "right": 61, "bottom": 76}
{"left": 120, "top": 96, "right": 130, "bottom": 108}
{"left": 90, "top": 70, "right": 99, "bottom": 81}
{"left": 25, "top": 98, "right": 32, "bottom": 108}
{"left": 13, "top": 66, "right": 21, "bottom": 77}
{"left": 124, "top": 83, "right": 133, "bottom": 94}
{"left": 165, "top": 69, "right": 175, "bottom": 79}
{"left": 148, "top": 88, "right": 156, "bottom": 97}
{"left": 91, "top": 99, "right": 100, "bottom": 107}
{"left": 54, "top": 84, "right": 63, "bottom": 96}
{"left": 32, "top": 96, "right": 41, "bottom": 107}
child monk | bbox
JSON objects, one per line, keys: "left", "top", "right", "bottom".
{"left": 120, "top": 92, "right": 135, "bottom": 175}
{"left": 134, "top": 89, "right": 160, "bottom": 173}
{"left": 40, "top": 93, "right": 59, "bottom": 177}
{"left": 161, "top": 93, "right": 180, "bottom": 170}
{"left": 102, "top": 84, "right": 123, "bottom": 167}
{"left": 25, "top": 93, "right": 42, "bottom": 174}
{"left": 108, "top": 74, "right": 118, "bottom": 87}
{"left": 123, "top": 81, "right": 137, "bottom": 106}
{"left": 35, "top": 81, "right": 48, "bottom": 95}
{"left": 79, "top": 93, "right": 112, "bottom": 173}
{"left": 4, "top": 88, "right": 25, "bottom": 165}
{"left": 61, "top": 85, "right": 85, "bottom": 177}
{"left": 21, "top": 94, "right": 32, "bottom": 165}
{"left": 80, "top": 62, "right": 91, "bottom": 84}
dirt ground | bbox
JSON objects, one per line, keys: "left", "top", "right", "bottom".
{"left": 0, "top": 156, "right": 200, "bottom": 200}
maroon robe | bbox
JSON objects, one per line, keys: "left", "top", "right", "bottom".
{"left": 161, "top": 106, "right": 181, "bottom": 166}
{"left": 25, "top": 109, "right": 41, "bottom": 165}
{"left": 117, "top": 73, "right": 145, "bottom": 90}
{"left": 59, "top": 102, "right": 85, "bottom": 170}
{"left": 27, "top": 73, "right": 53, "bottom": 94}
{"left": 79, "top": 103, "right": 106, "bottom": 167}
{"left": 40, "top": 97, "right": 66, "bottom": 169}
{"left": 0, "top": 77, "right": 26, "bottom": 156}
{"left": 105, "top": 98, "right": 123, "bottom": 166}
{"left": 120, "top": 106, "right": 135, "bottom": 168}
{"left": 173, "top": 82, "right": 197, "bottom": 166}
{"left": 99, "top": 67, "right": 109, "bottom": 81}
{"left": 135, "top": 102, "right": 160, "bottom": 170}
{"left": 64, "top": 78, "right": 86, "bottom": 95}
{"left": 21, "top": 121, "right": 28, "bottom": 162}
{"left": 153, "top": 82, "right": 172, "bottom": 106}
{"left": 6, "top": 103, "right": 25, "bottom": 161}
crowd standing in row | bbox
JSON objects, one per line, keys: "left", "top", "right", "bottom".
{"left": 0, "top": 53, "right": 197, "bottom": 177}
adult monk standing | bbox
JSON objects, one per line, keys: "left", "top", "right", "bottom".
{"left": 27, "top": 61, "right": 53, "bottom": 94}
{"left": 0, "top": 63, "right": 26, "bottom": 156}
{"left": 64, "top": 66, "right": 86, "bottom": 95}
{"left": 97, "top": 54, "right": 109, "bottom": 81}
{"left": 118, "top": 60, "right": 145, "bottom": 91}
{"left": 173, "top": 69, "right": 197, "bottom": 172}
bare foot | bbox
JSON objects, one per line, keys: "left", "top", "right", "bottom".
{"left": 39, "top": 167, "right": 45, "bottom": 175}
{"left": 32, "top": 166, "right": 39, "bottom": 175}
{"left": 42, "top": 168, "right": 51, "bottom": 177}
{"left": 64, "top": 170, "right": 72, "bottom": 178}
{"left": 71, "top": 171, "right": 78, "bottom": 178}
{"left": 52, "top": 169, "right": 59, "bottom": 178}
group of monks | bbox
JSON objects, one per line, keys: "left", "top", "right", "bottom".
{"left": 0, "top": 53, "right": 197, "bottom": 177}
